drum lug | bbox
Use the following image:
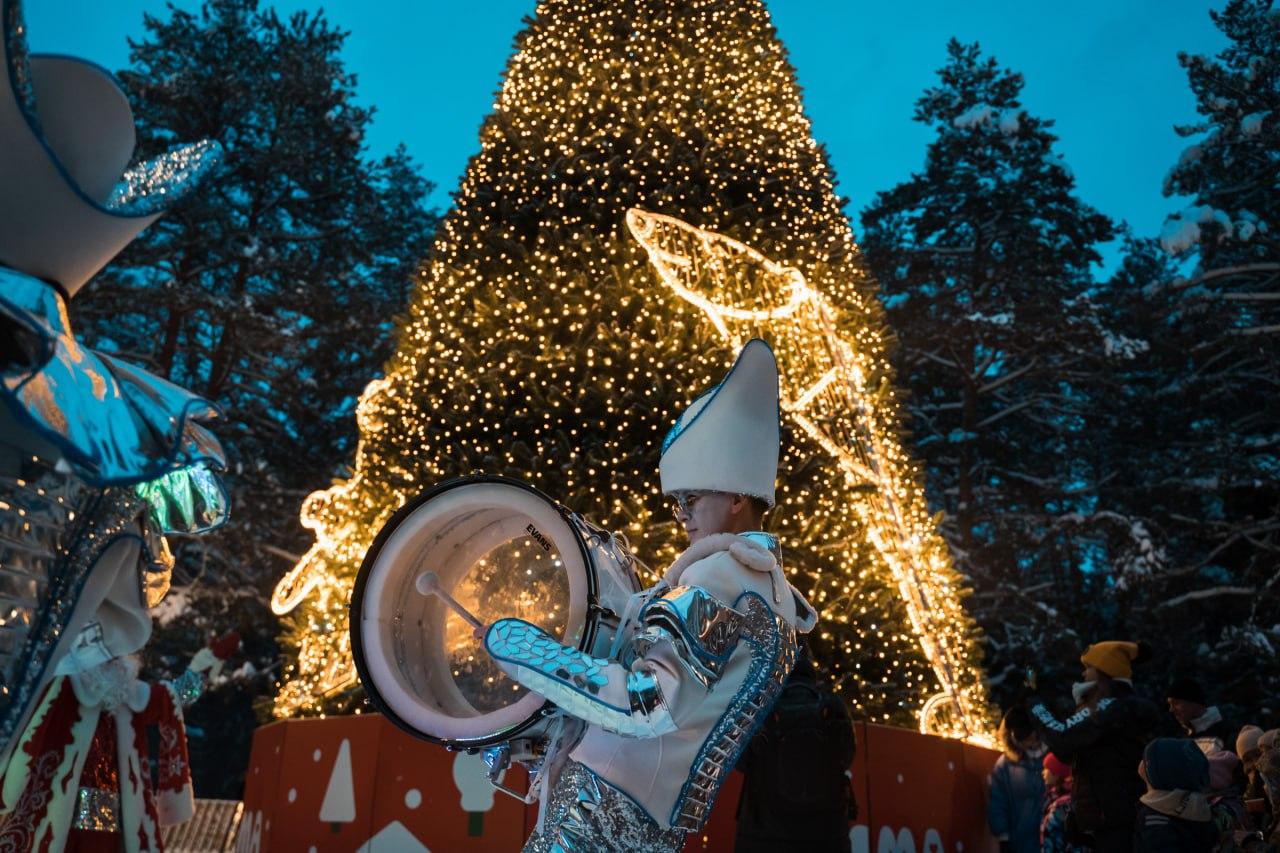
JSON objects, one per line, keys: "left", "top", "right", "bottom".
{"left": 483, "top": 743, "right": 511, "bottom": 776}
{"left": 588, "top": 601, "right": 620, "bottom": 621}
{"left": 484, "top": 741, "right": 542, "bottom": 804}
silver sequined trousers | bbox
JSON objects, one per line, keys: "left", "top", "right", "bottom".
{"left": 523, "top": 760, "right": 686, "bottom": 853}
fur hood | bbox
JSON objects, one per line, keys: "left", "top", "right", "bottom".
{"left": 998, "top": 709, "right": 1046, "bottom": 763}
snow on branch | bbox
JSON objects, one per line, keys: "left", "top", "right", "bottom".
{"left": 1235, "top": 324, "right": 1280, "bottom": 337}
{"left": 952, "top": 103, "right": 1024, "bottom": 135}
{"left": 1155, "top": 586, "right": 1256, "bottom": 611}
{"left": 1161, "top": 203, "right": 1274, "bottom": 255}
{"left": 1170, "top": 263, "right": 1280, "bottom": 291}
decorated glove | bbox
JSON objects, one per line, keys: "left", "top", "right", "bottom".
{"left": 485, "top": 619, "right": 678, "bottom": 738}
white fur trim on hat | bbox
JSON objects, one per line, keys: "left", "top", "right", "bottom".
{"left": 660, "top": 338, "right": 780, "bottom": 505}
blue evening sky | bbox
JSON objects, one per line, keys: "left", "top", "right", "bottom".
{"left": 29, "top": 1, "right": 1226, "bottom": 274}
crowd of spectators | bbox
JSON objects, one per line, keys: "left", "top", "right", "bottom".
{"left": 988, "top": 640, "right": 1278, "bottom": 852}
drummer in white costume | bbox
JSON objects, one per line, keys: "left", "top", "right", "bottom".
{"left": 485, "top": 338, "right": 818, "bottom": 851}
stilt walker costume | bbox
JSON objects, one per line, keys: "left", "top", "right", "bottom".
{"left": 0, "top": 0, "right": 225, "bottom": 810}
{"left": 484, "top": 339, "right": 818, "bottom": 852}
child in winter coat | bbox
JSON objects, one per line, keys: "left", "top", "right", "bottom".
{"left": 988, "top": 708, "right": 1048, "bottom": 853}
{"left": 1040, "top": 752, "right": 1085, "bottom": 853}
{"left": 1135, "top": 737, "right": 1217, "bottom": 852}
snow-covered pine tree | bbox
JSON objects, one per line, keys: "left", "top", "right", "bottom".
{"left": 1080, "top": 233, "right": 1179, "bottom": 623}
{"left": 860, "top": 41, "right": 1116, "bottom": 696}
{"left": 1094, "top": 0, "right": 1280, "bottom": 711}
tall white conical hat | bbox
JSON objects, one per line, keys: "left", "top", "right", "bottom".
{"left": 660, "top": 338, "right": 780, "bottom": 506}
{"left": 0, "top": 0, "right": 221, "bottom": 295}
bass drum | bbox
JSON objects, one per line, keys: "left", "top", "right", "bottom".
{"left": 351, "top": 475, "right": 643, "bottom": 749}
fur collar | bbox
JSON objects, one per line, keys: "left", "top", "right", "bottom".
{"left": 1141, "top": 788, "right": 1212, "bottom": 822}
{"left": 69, "top": 656, "right": 150, "bottom": 712}
{"left": 662, "top": 533, "right": 818, "bottom": 632}
{"left": 663, "top": 532, "right": 775, "bottom": 588}
{"left": 1190, "top": 705, "right": 1223, "bottom": 734}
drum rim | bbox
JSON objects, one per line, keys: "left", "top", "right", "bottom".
{"left": 349, "top": 473, "right": 599, "bottom": 748}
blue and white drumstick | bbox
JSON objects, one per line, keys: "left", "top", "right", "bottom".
{"left": 415, "top": 571, "right": 486, "bottom": 635}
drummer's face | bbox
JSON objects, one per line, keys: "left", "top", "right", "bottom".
{"left": 672, "top": 490, "right": 737, "bottom": 544}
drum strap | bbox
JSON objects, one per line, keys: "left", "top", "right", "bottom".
{"left": 533, "top": 713, "right": 582, "bottom": 833}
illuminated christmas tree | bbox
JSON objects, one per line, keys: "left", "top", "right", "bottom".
{"left": 271, "top": 0, "right": 991, "bottom": 736}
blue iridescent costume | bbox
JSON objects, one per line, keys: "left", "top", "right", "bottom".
{"left": 0, "top": 0, "right": 225, "bottom": 771}
{"left": 487, "top": 529, "right": 816, "bottom": 851}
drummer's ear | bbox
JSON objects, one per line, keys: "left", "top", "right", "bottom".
{"left": 731, "top": 494, "right": 767, "bottom": 524}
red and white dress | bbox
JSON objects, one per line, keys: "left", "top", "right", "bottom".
{"left": 0, "top": 659, "right": 200, "bottom": 852}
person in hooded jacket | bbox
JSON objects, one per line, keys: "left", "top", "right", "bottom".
{"left": 1029, "top": 641, "right": 1161, "bottom": 853}
{"left": 988, "top": 707, "right": 1047, "bottom": 853}
{"left": 1256, "top": 743, "right": 1280, "bottom": 847}
{"left": 1134, "top": 737, "right": 1216, "bottom": 852}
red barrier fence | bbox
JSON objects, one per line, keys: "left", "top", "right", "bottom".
{"left": 236, "top": 715, "right": 998, "bottom": 852}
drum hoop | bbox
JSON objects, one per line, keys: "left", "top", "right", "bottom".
{"left": 350, "top": 474, "right": 599, "bottom": 747}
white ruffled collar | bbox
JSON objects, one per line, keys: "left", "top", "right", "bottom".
{"left": 68, "top": 657, "right": 150, "bottom": 712}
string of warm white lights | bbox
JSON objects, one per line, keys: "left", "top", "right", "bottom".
{"left": 269, "top": 0, "right": 991, "bottom": 737}
{"left": 626, "top": 208, "right": 989, "bottom": 741}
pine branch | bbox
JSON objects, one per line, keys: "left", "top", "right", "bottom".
{"left": 261, "top": 543, "right": 305, "bottom": 564}
{"left": 1155, "top": 586, "right": 1256, "bottom": 610}
{"left": 1171, "top": 263, "right": 1280, "bottom": 291}
{"left": 1233, "top": 323, "right": 1280, "bottom": 337}
{"left": 976, "top": 357, "right": 1038, "bottom": 395}
{"left": 1219, "top": 292, "right": 1280, "bottom": 301}
{"left": 973, "top": 398, "right": 1036, "bottom": 429}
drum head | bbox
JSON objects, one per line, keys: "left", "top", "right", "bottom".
{"left": 351, "top": 476, "right": 594, "bottom": 747}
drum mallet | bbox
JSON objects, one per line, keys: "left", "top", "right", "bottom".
{"left": 416, "top": 571, "right": 486, "bottom": 636}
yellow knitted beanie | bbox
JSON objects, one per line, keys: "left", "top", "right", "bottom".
{"left": 1080, "top": 641, "right": 1141, "bottom": 679}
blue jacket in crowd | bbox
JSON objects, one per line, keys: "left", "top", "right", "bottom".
{"left": 988, "top": 747, "right": 1047, "bottom": 853}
